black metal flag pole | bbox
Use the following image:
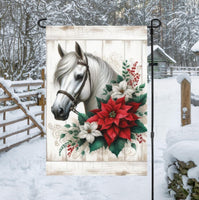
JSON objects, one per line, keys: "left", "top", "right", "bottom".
{"left": 147, "top": 19, "right": 161, "bottom": 200}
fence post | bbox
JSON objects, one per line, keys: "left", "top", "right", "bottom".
{"left": 41, "top": 68, "right": 45, "bottom": 88}
{"left": 181, "top": 78, "right": 191, "bottom": 126}
{"left": 3, "top": 74, "right": 6, "bottom": 144}
{"left": 170, "top": 66, "right": 173, "bottom": 77}
{"left": 41, "top": 68, "right": 45, "bottom": 137}
{"left": 27, "top": 73, "right": 30, "bottom": 135}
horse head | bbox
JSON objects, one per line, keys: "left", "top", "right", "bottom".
{"left": 51, "top": 42, "right": 91, "bottom": 120}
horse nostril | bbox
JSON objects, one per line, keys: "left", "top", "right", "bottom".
{"left": 58, "top": 107, "right": 64, "bottom": 115}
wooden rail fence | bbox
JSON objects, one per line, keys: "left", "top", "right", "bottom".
{"left": 170, "top": 66, "right": 199, "bottom": 77}
{"left": 148, "top": 66, "right": 199, "bottom": 79}
{"left": 0, "top": 69, "right": 46, "bottom": 152}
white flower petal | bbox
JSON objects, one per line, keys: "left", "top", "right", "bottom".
{"left": 90, "top": 122, "right": 98, "bottom": 130}
{"left": 111, "top": 92, "right": 124, "bottom": 99}
{"left": 119, "top": 80, "right": 127, "bottom": 90}
{"left": 112, "top": 85, "right": 120, "bottom": 92}
{"left": 78, "top": 131, "right": 87, "bottom": 139}
{"left": 124, "top": 89, "right": 134, "bottom": 97}
{"left": 83, "top": 122, "right": 90, "bottom": 131}
{"left": 125, "top": 96, "right": 129, "bottom": 101}
{"left": 86, "top": 134, "right": 95, "bottom": 143}
{"left": 92, "top": 130, "right": 102, "bottom": 137}
{"left": 79, "top": 134, "right": 87, "bottom": 139}
{"left": 80, "top": 125, "right": 85, "bottom": 131}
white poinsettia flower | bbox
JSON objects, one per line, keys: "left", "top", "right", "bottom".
{"left": 78, "top": 122, "right": 102, "bottom": 144}
{"left": 111, "top": 80, "right": 135, "bottom": 101}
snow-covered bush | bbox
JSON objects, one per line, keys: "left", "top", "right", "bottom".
{"left": 165, "top": 124, "right": 199, "bottom": 200}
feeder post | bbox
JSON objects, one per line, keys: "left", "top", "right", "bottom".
{"left": 181, "top": 79, "right": 191, "bottom": 126}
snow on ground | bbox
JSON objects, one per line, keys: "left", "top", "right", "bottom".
{"left": 0, "top": 76, "right": 198, "bottom": 200}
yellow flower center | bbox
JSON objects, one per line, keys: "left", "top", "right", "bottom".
{"left": 109, "top": 111, "right": 116, "bottom": 118}
{"left": 87, "top": 129, "right": 91, "bottom": 133}
{"left": 120, "top": 89, "right": 124, "bottom": 93}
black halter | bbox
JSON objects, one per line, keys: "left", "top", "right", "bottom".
{"left": 56, "top": 56, "right": 91, "bottom": 115}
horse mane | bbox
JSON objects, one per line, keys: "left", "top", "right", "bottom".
{"left": 85, "top": 53, "right": 117, "bottom": 97}
{"left": 54, "top": 52, "right": 77, "bottom": 84}
{"left": 54, "top": 52, "right": 117, "bottom": 88}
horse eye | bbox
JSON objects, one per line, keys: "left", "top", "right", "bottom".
{"left": 75, "top": 74, "right": 83, "bottom": 80}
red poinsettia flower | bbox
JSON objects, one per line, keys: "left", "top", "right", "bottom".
{"left": 87, "top": 97, "right": 140, "bottom": 146}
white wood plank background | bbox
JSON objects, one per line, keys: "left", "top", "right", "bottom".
{"left": 46, "top": 26, "right": 147, "bottom": 175}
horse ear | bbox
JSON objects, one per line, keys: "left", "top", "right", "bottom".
{"left": 75, "top": 42, "right": 85, "bottom": 60}
{"left": 58, "top": 44, "right": 66, "bottom": 58}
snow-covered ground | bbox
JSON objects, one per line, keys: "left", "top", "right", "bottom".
{"left": 0, "top": 76, "right": 198, "bottom": 200}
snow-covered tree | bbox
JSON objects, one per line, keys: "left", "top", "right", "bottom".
{"left": 0, "top": 0, "right": 46, "bottom": 80}
{"left": 1, "top": 0, "right": 199, "bottom": 81}
{"left": 166, "top": 0, "right": 199, "bottom": 66}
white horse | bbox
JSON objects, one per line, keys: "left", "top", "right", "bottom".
{"left": 51, "top": 42, "right": 118, "bottom": 120}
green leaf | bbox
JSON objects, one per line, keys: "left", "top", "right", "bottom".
{"left": 136, "top": 111, "right": 143, "bottom": 116}
{"left": 144, "top": 111, "right": 147, "bottom": 115}
{"left": 111, "top": 80, "right": 117, "bottom": 84}
{"left": 131, "top": 143, "right": 136, "bottom": 150}
{"left": 72, "top": 123, "right": 77, "bottom": 127}
{"left": 64, "top": 124, "right": 71, "bottom": 128}
{"left": 59, "top": 142, "right": 69, "bottom": 156}
{"left": 139, "top": 83, "right": 145, "bottom": 89}
{"left": 81, "top": 150, "right": 85, "bottom": 156}
{"left": 131, "top": 133, "right": 136, "bottom": 140}
{"left": 131, "top": 93, "right": 147, "bottom": 106}
{"left": 68, "top": 130, "right": 73, "bottom": 134}
{"left": 106, "top": 84, "right": 112, "bottom": 92}
{"left": 78, "top": 139, "right": 86, "bottom": 147}
{"left": 73, "top": 130, "right": 79, "bottom": 134}
{"left": 106, "top": 94, "right": 111, "bottom": 102}
{"left": 109, "top": 138, "right": 127, "bottom": 157}
{"left": 117, "top": 75, "right": 124, "bottom": 83}
{"left": 103, "top": 88, "right": 108, "bottom": 95}
{"left": 78, "top": 113, "right": 89, "bottom": 125}
{"left": 96, "top": 97, "right": 107, "bottom": 109}
{"left": 96, "top": 97, "right": 103, "bottom": 109}
{"left": 89, "top": 137, "right": 107, "bottom": 152}
{"left": 131, "top": 120, "right": 147, "bottom": 133}
{"left": 60, "top": 134, "right": 66, "bottom": 139}
{"left": 87, "top": 111, "right": 95, "bottom": 118}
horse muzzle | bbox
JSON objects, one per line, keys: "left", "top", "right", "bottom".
{"left": 51, "top": 105, "right": 69, "bottom": 120}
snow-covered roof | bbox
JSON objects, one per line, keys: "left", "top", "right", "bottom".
{"left": 191, "top": 40, "right": 199, "bottom": 53}
{"left": 147, "top": 45, "right": 176, "bottom": 63}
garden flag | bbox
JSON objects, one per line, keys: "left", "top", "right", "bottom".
{"left": 46, "top": 26, "right": 147, "bottom": 175}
